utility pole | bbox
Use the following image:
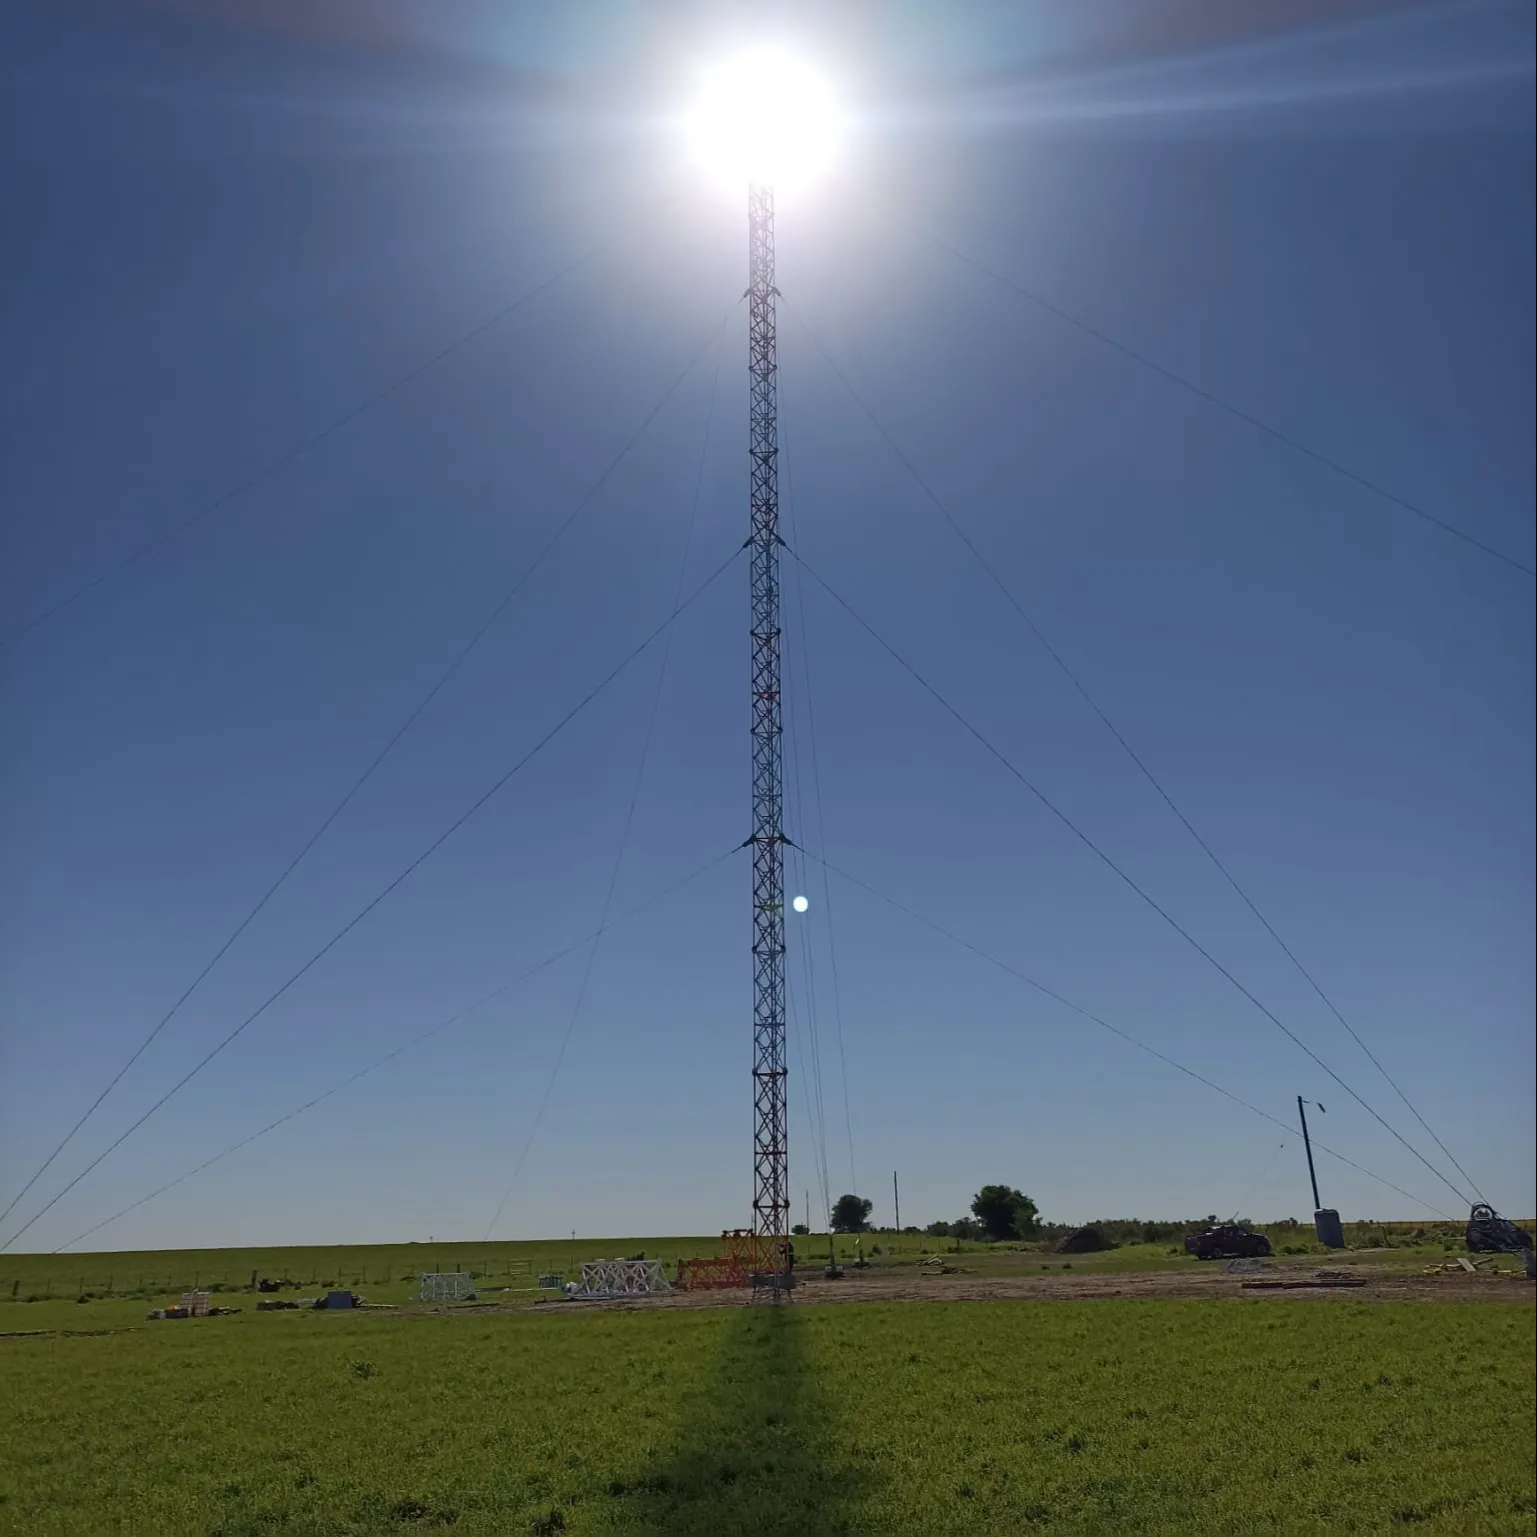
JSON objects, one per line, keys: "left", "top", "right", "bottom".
{"left": 747, "top": 179, "right": 789, "bottom": 1266}
{"left": 893, "top": 1170, "right": 900, "bottom": 1234}
{"left": 1297, "top": 1096, "right": 1321, "bottom": 1211}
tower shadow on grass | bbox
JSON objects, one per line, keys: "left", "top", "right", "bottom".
{"left": 616, "top": 1303, "right": 872, "bottom": 1537}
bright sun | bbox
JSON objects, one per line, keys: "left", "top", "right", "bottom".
{"left": 683, "top": 48, "right": 844, "bottom": 193}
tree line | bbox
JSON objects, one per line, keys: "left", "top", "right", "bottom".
{"left": 799, "top": 1190, "right": 1327, "bottom": 1246}
{"left": 808, "top": 1186, "right": 1042, "bottom": 1242}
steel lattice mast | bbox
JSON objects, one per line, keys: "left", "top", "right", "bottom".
{"left": 747, "top": 181, "right": 789, "bottom": 1255}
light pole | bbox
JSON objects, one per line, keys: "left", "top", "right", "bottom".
{"left": 1298, "top": 1097, "right": 1343, "bottom": 1248}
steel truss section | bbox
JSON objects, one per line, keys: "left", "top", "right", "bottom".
{"left": 572, "top": 1258, "right": 671, "bottom": 1298}
{"left": 417, "top": 1272, "right": 476, "bottom": 1302}
{"left": 676, "top": 1229, "right": 782, "bottom": 1291}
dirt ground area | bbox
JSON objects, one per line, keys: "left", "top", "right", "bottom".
{"left": 480, "top": 1261, "right": 1535, "bottom": 1317}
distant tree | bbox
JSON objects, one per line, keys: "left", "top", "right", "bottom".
{"left": 830, "top": 1194, "right": 873, "bottom": 1233}
{"left": 923, "top": 1220, "right": 953, "bottom": 1238}
{"left": 971, "top": 1185, "right": 1041, "bottom": 1242}
{"left": 791, "top": 1223, "right": 810, "bottom": 1236}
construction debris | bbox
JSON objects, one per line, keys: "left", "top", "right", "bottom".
{"left": 1423, "top": 1256, "right": 1522, "bottom": 1278}
{"left": 1466, "top": 1204, "right": 1534, "bottom": 1255}
{"left": 1241, "top": 1274, "right": 1366, "bottom": 1290}
{"left": 1058, "top": 1225, "right": 1116, "bottom": 1254}
{"left": 1465, "top": 1205, "right": 1536, "bottom": 1278}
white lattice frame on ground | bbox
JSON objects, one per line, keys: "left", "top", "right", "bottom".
{"left": 180, "top": 1291, "right": 210, "bottom": 1316}
{"left": 417, "top": 1272, "right": 476, "bottom": 1302}
{"left": 575, "top": 1259, "right": 671, "bottom": 1297}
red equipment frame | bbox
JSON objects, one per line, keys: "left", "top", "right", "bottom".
{"left": 675, "top": 1229, "right": 786, "bottom": 1291}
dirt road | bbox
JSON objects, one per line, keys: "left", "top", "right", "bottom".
{"left": 480, "top": 1260, "right": 1534, "bottom": 1316}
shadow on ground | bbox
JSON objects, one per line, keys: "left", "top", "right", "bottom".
{"left": 611, "top": 1303, "right": 872, "bottom": 1536}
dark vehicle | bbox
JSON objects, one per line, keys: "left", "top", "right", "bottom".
{"left": 1465, "top": 1204, "right": 1534, "bottom": 1255}
{"left": 1184, "top": 1224, "right": 1273, "bottom": 1261}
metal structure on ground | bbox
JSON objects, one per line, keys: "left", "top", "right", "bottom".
{"left": 417, "top": 1272, "right": 476, "bottom": 1302}
{"left": 1466, "top": 1204, "right": 1536, "bottom": 1277}
{"left": 747, "top": 180, "right": 790, "bottom": 1270}
{"left": 676, "top": 1229, "right": 778, "bottom": 1292}
{"left": 570, "top": 1259, "right": 671, "bottom": 1299}
{"left": 675, "top": 1254, "right": 745, "bottom": 1291}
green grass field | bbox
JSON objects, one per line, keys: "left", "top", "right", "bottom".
{"left": 3, "top": 1296, "right": 1532, "bottom": 1536}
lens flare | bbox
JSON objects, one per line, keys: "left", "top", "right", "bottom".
{"left": 683, "top": 49, "right": 844, "bottom": 193}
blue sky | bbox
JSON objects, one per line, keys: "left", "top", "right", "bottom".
{"left": 1, "top": 0, "right": 1532, "bottom": 1253}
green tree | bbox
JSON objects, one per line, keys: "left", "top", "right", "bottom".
{"left": 970, "top": 1185, "right": 1040, "bottom": 1242}
{"left": 830, "top": 1194, "right": 873, "bottom": 1233}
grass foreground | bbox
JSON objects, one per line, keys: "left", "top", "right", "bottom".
{"left": 2, "top": 1296, "right": 1533, "bottom": 1536}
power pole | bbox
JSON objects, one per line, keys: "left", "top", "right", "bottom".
{"left": 747, "top": 180, "right": 789, "bottom": 1263}
{"left": 893, "top": 1170, "right": 900, "bottom": 1233}
{"left": 1297, "top": 1096, "right": 1321, "bottom": 1211}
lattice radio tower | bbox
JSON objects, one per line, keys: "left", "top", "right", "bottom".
{"left": 746, "top": 180, "right": 789, "bottom": 1257}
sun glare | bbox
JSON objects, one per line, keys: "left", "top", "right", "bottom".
{"left": 683, "top": 48, "right": 844, "bottom": 193}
